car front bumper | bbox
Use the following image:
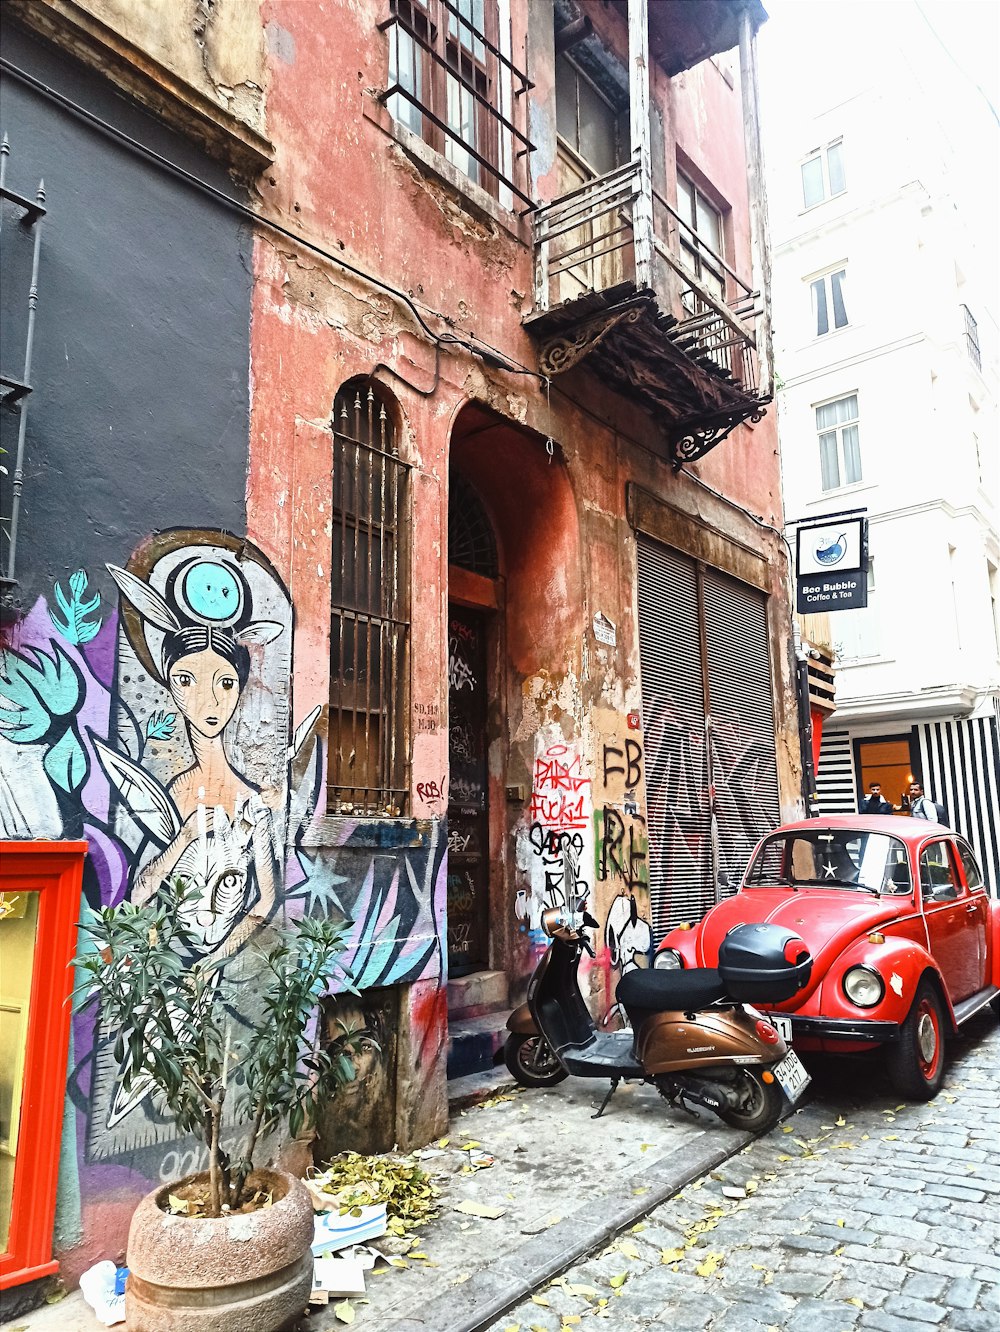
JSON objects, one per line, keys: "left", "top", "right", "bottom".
{"left": 765, "top": 1014, "right": 901, "bottom": 1043}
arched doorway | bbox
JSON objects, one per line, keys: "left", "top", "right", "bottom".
{"left": 445, "top": 402, "right": 583, "bottom": 1066}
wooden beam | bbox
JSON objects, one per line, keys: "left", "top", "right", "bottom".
{"left": 628, "top": 0, "right": 654, "bottom": 291}
{"left": 739, "top": 11, "right": 774, "bottom": 398}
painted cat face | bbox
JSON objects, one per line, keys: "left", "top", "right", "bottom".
{"left": 167, "top": 646, "right": 242, "bottom": 738}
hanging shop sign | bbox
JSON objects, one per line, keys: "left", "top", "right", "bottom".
{"left": 795, "top": 515, "right": 868, "bottom": 613}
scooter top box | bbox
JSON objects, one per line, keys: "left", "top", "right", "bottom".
{"left": 717, "top": 923, "right": 812, "bottom": 1004}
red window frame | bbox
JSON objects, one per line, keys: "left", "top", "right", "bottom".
{"left": 0, "top": 841, "right": 86, "bottom": 1290}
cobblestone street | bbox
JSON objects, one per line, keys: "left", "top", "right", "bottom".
{"left": 498, "top": 1012, "right": 999, "bottom": 1332}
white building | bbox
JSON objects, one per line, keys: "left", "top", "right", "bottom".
{"left": 761, "top": 0, "right": 1000, "bottom": 884}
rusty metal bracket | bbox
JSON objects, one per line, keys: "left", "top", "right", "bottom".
{"left": 669, "top": 398, "right": 771, "bottom": 471}
{"left": 538, "top": 301, "right": 648, "bottom": 376}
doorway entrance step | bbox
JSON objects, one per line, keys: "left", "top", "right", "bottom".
{"left": 447, "top": 1008, "right": 512, "bottom": 1081}
{"left": 447, "top": 968, "right": 508, "bottom": 1016}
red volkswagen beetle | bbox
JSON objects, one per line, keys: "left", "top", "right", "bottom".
{"left": 654, "top": 817, "right": 1000, "bottom": 1099}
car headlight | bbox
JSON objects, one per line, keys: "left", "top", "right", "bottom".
{"left": 654, "top": 949, "right": 683, "bottom": 970}
{"left": 843, "top": 965, "right": 884, "bottom": 1008}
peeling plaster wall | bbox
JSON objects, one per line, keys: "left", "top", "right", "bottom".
{"left": 245, "top": 0, "right": 798, "bottom": 1130}
{"left": 51, "top": 0, "right": 267, "bottom": 134}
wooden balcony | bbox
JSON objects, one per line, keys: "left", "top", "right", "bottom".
{"left": 524, "top": 0, "right": 772, "bottom": 470}
{"left": 525, "top": 163, "right": 770, "bottom": 469}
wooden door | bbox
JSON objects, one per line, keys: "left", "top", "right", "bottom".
{"left": 447, "top": 607, "right": 490, "bottom": 975}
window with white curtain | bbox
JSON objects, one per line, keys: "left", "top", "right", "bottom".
{"left": 810, "top": 268, "right": 848, "bottom": 336}
{"left": 833, "top": 561, "right": 878, "bottom": 661}
{"left": 801, "top": 139, "right": 847, "bottom": 208}
{"left": 816, "top": 393, "right": 862, "bottom": 491}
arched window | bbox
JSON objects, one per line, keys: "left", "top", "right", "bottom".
{"left": 328, "top": 379, "right": 410, "bottom": 814}
{"left": 448, "top": 472, "right": 498, "bottom": 578}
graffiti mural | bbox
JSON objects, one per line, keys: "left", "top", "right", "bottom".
{"left": 515, "top": 736, "right": 593, "bottom": 939}
{"left": 594, "top": 728, "right": 652, "bottom": 1025}
{"left": 0, "top": 527, "right": 445, "bottom": 1180}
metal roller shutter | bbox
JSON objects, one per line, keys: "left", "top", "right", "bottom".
{"left": 703, "top": 568, "right": 781, "bottom": 893}
{"left": 637, "top": 535, "right": 781, "bottom": 938}
{"left": 636, "top": 538, "right": 712, "bottom": 935}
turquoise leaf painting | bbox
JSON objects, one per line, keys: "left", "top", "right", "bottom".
{"left": 0, "top": 642, "right": 84, "bottom": 742}
{"left": 43, "top": 725, "right": 90, "bottom": 793}
{"left": 145, "top": 711, "right": 177, "bottom": 741}
{"left": 49, "top": 569, "right": 103, "bottom": 645}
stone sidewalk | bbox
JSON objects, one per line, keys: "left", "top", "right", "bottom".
{"left": 494, "top": 1010, "right": 1000, "bottom": 1332}
{"left": 2, "top": 1074, "right": 751, "bottom": 1331}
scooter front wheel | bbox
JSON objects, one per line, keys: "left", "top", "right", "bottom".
{"left": 504, "top": 1033, "right": 568, "bottom": 1088}
{"left": 715, "top": 1070, "right": 783, "bottom": 1132}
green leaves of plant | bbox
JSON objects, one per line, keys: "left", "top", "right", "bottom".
{"left": 82, "top": 881, "right": 360, "bottom": 1207}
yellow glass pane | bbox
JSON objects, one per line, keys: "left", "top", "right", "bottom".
{"left": 0, "top": 889, "right": 40, "bottom": 1253}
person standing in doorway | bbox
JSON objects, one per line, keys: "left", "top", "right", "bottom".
{"left": 859, "top": 782, "right": 893, "bottom": 814}
{"left": 908, "top": 780, "right": 948, "bottom": 824}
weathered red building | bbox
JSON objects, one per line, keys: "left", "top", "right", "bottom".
{"left": 1, "top": 0, "right": 803, "bottom": 1291}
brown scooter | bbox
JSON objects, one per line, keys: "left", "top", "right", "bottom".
{"left": 504, "top": 907, "right": 813, "bottom": 1130}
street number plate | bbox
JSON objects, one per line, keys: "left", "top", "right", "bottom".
{"left": 773, "top": 1049, "right": 810, "bottom": 1103}
{"left": 768, "top": 1015, "right": 793, "bottom": 1043}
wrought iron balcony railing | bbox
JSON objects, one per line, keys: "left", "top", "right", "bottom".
{"left": 527, "top": 154, "right": 770, "bottom": 467}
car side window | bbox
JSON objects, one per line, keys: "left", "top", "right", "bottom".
{"left": 955, "top": 841, "right": 985, "bottom": 892}
{"left": 919, "top": 842, "right": 960, "bottom": 901}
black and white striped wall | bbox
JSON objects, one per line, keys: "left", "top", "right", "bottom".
{"left": 816, "top": 710, "right": 1000, "bottom": 892}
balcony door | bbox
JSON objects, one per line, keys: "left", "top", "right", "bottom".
{"left": 554, "top": 53, "right": 630, "bottom": 301}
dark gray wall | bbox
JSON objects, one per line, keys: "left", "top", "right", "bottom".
{"left": 1, "top": 24, "right": 252, "bottom": 610}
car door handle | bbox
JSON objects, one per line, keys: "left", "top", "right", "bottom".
{"left": 965, "top": 904, "right": 979, "bottom": 914}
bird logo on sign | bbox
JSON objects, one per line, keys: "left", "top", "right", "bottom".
{"left": 813, "top": 532, "right": 847, "bottom": 566}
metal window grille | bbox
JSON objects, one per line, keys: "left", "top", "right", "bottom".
{"left": 380, "top": 0, "right": 534, "bottom": 209}
{"left": 448, "top": 472, "right": 498, "bottom": 577}
{"left": 328, "top": 381, "right": 410, "bottom": 815}
{"left": 962, "top": 304, "right": 981, "bottom": 371}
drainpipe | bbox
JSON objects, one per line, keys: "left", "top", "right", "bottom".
{"left": 738, "top": 9, "right": 773, "bottom": 398}
{"left": 628, "top": 0, "right": 654, "bottom": 291}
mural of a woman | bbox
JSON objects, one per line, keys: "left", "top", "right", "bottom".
{"left": 88, "top": 537, "right": 315, "bottom": 1141}
{"left": 95, "top": 554, "right": 286, "bottom": 961}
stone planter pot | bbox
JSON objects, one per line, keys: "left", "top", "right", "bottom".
{"left": 125, "top": 1169, "right": 314, "bottom": 1332}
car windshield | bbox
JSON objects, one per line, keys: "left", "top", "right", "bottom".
{"left": 746, "top": 830, "right": 912, "bottom": 895}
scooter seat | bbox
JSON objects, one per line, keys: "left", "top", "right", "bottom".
{"left": 616, "top": 966, "right": 727, "bottom": 1014}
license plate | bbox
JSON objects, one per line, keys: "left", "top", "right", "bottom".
{"left": 773, "top": 1049, "right": 810, "bottom": 1103}
{"left": 768, "top": 1015, "right": 793, "bottom": 1043}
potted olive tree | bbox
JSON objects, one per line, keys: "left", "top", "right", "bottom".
{"left": 79, "top": 883, "right": 364, "bottom": 1332}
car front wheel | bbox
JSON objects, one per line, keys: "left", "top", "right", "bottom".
{"left": 886, "top": 980, "right": 947, "bottom": 1100}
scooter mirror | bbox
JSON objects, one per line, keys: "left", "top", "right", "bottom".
{"left": 581, "top": 910, "right": 599, "bottom": 929}
{"left": 540, "top": 906, "right": 566, "bottom": 938}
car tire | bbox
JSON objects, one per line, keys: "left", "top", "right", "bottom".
{"left": 886, "top": 980, "right": 947, "bottom": 1100}
{"left": 503, "top": 1033, "right": 568, "bottom": 1087}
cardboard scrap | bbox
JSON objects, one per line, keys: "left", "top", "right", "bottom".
{"left": 454, "top": 1200, "right": 507, "bottom": 1219}
{"left": 313, "top": 1257, "right": 367, "bottom": 1297}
